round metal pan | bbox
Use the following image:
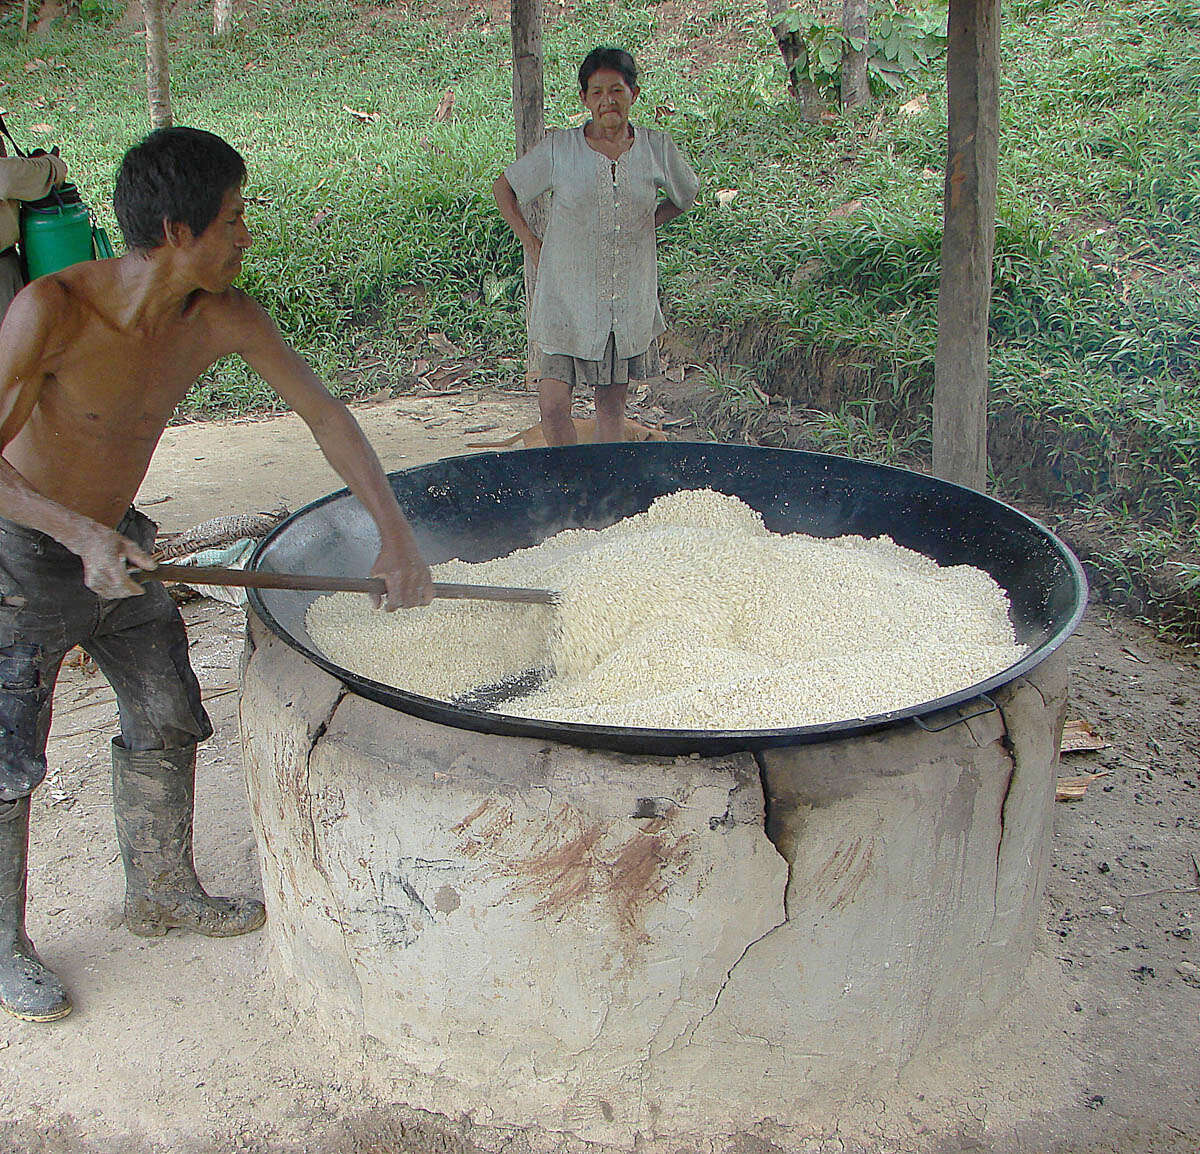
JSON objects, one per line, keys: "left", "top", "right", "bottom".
{"left": 247, "top": 443, "right": 1087, "bottom": 756}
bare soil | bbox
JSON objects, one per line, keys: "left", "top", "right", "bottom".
{"left": 1, "top": 393, "right": 1198, "bottom": 1154}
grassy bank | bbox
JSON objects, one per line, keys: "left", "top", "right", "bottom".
{"left": 2, "top": 0, "right": 1198, "bottom": 631}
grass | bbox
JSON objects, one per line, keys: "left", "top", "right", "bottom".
{"left": 2, "top": 0, "right": 1198, "bottom": 631}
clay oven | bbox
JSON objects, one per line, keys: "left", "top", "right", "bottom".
{"left": 239, "top": 444, "right": 1084, "bottom": 1145}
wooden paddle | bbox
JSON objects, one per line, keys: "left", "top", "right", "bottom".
{"left": 140, "top": 562, "right": 558, "bottom": 604}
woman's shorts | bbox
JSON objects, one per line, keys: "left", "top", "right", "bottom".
{"left": 538, "top": 333, "right": 660, "bottom": 390}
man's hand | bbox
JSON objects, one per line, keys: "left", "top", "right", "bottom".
{"left": 370, "top": 542, "right": 434, "bottom": 611}
{"left": 70, "top": 521, "right": 156, "bottom": 600}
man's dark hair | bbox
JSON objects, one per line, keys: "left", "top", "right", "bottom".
{"left": 579, "top": 47, "right": 638, "bottom": 94}
{"left": 114, "top": 126, "right": 246, "bottom": 251}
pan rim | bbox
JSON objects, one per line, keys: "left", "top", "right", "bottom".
{"left": 247, "top": 444, "right": 1088, "bottom": 755}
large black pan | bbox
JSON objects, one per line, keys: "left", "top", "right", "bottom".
{"left": 247, "top": 443, "right": 1087, "bottom": 756}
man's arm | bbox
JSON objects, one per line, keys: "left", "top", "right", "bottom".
{"left": 230, "top": 295, "right": 433, "bottom": 609}
{"left": 0, "top": 284, "right": 153, "bottom": 597}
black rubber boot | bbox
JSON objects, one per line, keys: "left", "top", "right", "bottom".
{"left": 111, "top": 740, "right": 266, "bottom": 938}
{"left": 0, "top": 798, "right": 71, "bottom": 1022}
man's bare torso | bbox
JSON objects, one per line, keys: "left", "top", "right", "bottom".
{"left": 3, "top": 259, "right": 243, "bottom": 528}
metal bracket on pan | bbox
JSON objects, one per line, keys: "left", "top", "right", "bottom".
{"left": 913, "top": 693, "right": 998, "bottom": 733}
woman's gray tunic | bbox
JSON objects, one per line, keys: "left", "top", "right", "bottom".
{"left": 504, "top": 125, "right": 699, "bottom": 361}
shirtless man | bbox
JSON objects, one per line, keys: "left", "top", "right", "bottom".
{"left": 0, "top": 126, "right": 433, "bottom": 1022}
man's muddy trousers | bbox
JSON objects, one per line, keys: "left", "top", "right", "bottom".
{"left": 0, "top": 508, "right": 212, "bottom": 802}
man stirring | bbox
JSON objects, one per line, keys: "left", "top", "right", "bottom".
{"left": 0, "top": 126, "right": 433, "bottom": 1022}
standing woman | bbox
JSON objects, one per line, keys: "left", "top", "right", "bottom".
{"left": 493, "top": 46, "right": 699, "bottom": 445}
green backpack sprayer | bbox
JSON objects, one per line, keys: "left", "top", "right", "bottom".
{"left": 0, "top": 113, "right": 113, "bottom": 280}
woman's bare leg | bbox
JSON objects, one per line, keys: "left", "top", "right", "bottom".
{"left": 538, "top": 378, "right": 577, "bottom": 445}
{"left": 594, "top": 382, "right": 629, "bottom": 442}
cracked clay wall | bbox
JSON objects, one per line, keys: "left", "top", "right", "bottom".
{"left": 239, "top": 617, "right": 1067, "bottom": 1147}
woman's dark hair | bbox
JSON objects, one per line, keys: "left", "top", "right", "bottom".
{"left": 579, "top": 47, "right": 638, "bottom": 93}
{"left": 114, "top": 127, "right": 246, "bottom": 251}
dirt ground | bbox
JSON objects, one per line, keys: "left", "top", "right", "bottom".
{"left": 1, "top": 391, "right": 1197, "bottom": 1154}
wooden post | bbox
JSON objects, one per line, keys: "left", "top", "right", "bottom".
{"left": 932, "top": 0, "right": 1000, "bottom": 492}
{"left": 510, "top": 0, "right": 546, "bottom": 387}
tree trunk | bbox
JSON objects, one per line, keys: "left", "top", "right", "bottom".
{"left": 840, "top": 0, "right": 870, "bottom": 109}
{"left": 769, "top": 0, "right": 835, "bottom": 123}
{"left": 510, "top": 0, "right": 545, "bottom": 388}
{"left": 213, "top": 0, "right": 234, "bottom": 38}
{"left": 144, "top": 0, "right": 173, "bottom": 129}
{"left": 20, "top": 0, "right": 30, "bottom": 39}
{"left": 932, "top": 0, "right": 1000, "bottom": 492}
{"left": 796, "top": 77, "right": 828, "bottom": 122}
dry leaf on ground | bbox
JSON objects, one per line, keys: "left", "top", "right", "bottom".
{"left": 427, "top": 332, "right": 465, "bottom": 358}
{"left": 1060, "top": 718, "right": 1110, "bottom": 753}
{"left": 1056, "top": 771, "right": 1112, "bottom": 801}
{"left": 433, "top": 89, "right": 455, "bottom": 122}
{"left": 828, "top": 199, "right": 863, "bottom": 220}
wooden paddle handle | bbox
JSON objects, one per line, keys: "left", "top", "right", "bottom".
{"left": 144, "top": 563, "right": 557, "bottom": 604}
